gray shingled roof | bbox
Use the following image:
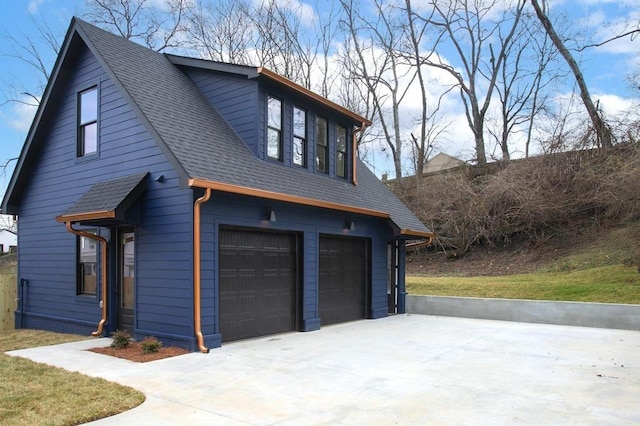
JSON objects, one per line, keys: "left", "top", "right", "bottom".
{"left": 73, "top": 19, "right": 430, "bottom": 236}
{"left": 58, "top": 172, "right": 148, "bottom": 222}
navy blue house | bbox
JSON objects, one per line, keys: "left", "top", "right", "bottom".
{"left": 1, "top": 18, "right": 433, "bottom": 351}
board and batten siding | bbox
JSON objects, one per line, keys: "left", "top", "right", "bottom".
{"left": 16, "top": 43, "right": 195, "bottom": 343}
{"left": 197, "top": 191, "right": 394, "bottom": 347}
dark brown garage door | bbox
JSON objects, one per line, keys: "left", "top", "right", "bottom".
{"left": 219, "top": 228, "right": 299, "bottom": 342}
{"left": 319, "top": 236, "right": 368, "bottom": 325}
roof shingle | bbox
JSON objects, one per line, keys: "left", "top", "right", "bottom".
{"left": 72, "top": 18, "right": 430, "bottom": 237}
{"left": 56, "top": 172, "right": 149, "bottom": 223}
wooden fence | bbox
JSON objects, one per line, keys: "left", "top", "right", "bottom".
{"left": 1, "top": 261, "right": 17, "bottom": 332}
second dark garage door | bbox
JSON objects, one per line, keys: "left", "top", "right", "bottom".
{"left": 319, "top": 235, "right": 369, "bottom": 325}
{"left": 219, "top": 228, "right": 299, "bottom": 342}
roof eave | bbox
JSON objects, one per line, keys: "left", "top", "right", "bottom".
{"left": 56, "top": 210, "right": 117, "bottom": 223}
{"left": 189, "top": 178, "right": 389, "bottom": 218}
{"left": 399, "top": 229, "right": 436, "bottom": 239}
{"left": 1, "top": 18, "right": 82, "bottom": 214}
{"left": 165, "top": 54, "right": 261, "bottom": 79}
{"left": 257, "top": 67, "right": 372, "bottom": 127}
{"left": 190, "top": 178, "right": 432, "bottom": 239}
{"left": 166, "top": 55, "right": 371, "bottom": 127}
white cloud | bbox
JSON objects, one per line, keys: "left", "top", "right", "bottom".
{"left": 595, "top": 93, "right": 636, "bottom": 116}
{"left": 1, "top": 97, "right": 39, "bottom": 133}
{"left": 252, "top": 0, "right": 317, "bottom": 27}
{"left": 27, "top": 0, "right": 46, "bottom": 14}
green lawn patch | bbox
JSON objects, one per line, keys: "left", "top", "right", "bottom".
{"left": 407, "top": 265, "right": 640, "bottom": 304}
{"left": 0, "top": 330, "right": 145, "bottom": 426}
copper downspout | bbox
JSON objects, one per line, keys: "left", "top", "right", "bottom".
{"left": 194, "top": 188, "right": 211, "bottom": 353}
{"left": 352, "top": 122, "right": 368, "bottom": 186}
{"left": 65, "top": 222, "right": 108, "bottom": 336}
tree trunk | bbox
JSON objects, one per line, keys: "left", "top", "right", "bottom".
{"left": 530, "top": 0, "right": 613, "bottom": 149}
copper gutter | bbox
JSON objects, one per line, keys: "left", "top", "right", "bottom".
{"left": 400, "top": 229, "right": 436, "bottom": 241}
{"left": 406, "top": 237, "right": 435, "bottom": 252}
{"left": 352, "top": 122, "right": 368, "bottom": 186}
{"left": 56, "top": 210, "right": 116, "bottom": 223}
{"left": 188, "top": 178, "right": 390, "bottom": 218}
{"left": 193, "top": 188, "right": 211, "bottom": 353}
{"left": 64, "top": 222, "right": 108, "bottom": 336}
{"left": 257, "top": 67, "right": 372, "bottom": 127}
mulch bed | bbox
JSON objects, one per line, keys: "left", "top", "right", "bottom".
{"left": 89, "top": 341, "right": 189, "bottom": 363}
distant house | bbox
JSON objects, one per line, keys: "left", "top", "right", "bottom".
{"left": 0, "top": 18, "right": 432, "bottom": 351}
{"left": 0, "top": 229, "right": 17, "bottom": 253}
{"left": 423, "top": 153, "right": 466, "bottom": 174}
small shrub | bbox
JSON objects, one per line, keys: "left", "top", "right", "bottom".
{"left": 140, "top": 336, "right": 162, "bottom": 354}
{"left": 110, "top": 330, "right": 131, "bottom": 349}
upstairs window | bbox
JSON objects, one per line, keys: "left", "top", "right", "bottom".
{"left": 267, "top": 96, "right": 283, "bottom": 161}
{"left": 336, "top": 125, "right": 347, "bottom": 178}
{"left": 77, "top": 231, "right": 97, "bottom": 295}
{"left": 78, "top": 87, "right": 98, "bottom": 157}
{"left": 293, "top": 106, "right": 306, "bottom": 167}
{"left": 316, "top": 116, "right": 328, "bottom": 173}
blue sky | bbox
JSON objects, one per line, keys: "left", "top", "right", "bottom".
{"left": 0, "top": 0, "right": 638, "bottom": 189}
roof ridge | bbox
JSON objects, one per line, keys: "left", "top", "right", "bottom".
{"left": 4, "top": 17, "right": 430, "bottom": 237}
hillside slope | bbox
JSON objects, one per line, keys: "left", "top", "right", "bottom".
{"left": 407, "top": 222, "right": 640, "bottom": 277}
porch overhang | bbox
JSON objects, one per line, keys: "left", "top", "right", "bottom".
{"left": 56, "top": 172, "right": 149, "bottom": 225}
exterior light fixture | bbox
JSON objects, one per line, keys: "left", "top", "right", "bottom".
{"left": 267, "top": 209, "right": 277, "bottom": 222}
{"left": 346, "top": 220, "right": 356, "bottom": 231}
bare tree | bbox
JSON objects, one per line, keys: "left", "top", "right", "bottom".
{"left": 487, "top": 11, "right": 560, "bottom": 160}
{"left": 1, "top": 16, "right": 61, "bottom": 107}
{"left": 314, "top": 1, "right": 342, "bottom": 99}
{"left": 522, "top": 16, "right": 563, "bottom": 158}
{"left": 578, "top": 29, "right": 640, "bottom": 52}
{"left": 185, "top": 0, "right": 252, "bottom": 64}
{"left": 408, "top": 106, "right": 451, "bottom": 176}
{"left": 536, "top": 90, "right": 587, "bottom": 154}
{"left": 85, "top": 0, "right": 189, "bottom": 52}
{"left": 339, "top": 0, "right": 415, "bottom": 179}
{"left": 402, "top": 0, "right": 454, "bottom": 177}
{"left": 409, "top": 0, "right": 526, "bottom": 166}
{"left": 530, "top": 0, "right": 613, "bottom": 149}
{"left": 185, "top": 0, "right": 324, "bottom": 90}
{"left": 245, "top": 0, "right": 320, "bottom": 89}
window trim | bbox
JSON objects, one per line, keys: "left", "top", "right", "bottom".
{"left": 267, "top": 95, "right": 283, "bottom": 162}
{"left": 316, "top": 116, "right": 328, "bottom": 173}
{"left": 77, "top": 86, "right": 99, "bottom": 158}
{"left": 293, "top": 106, "right": 307, "bottom": 167}
{"left": 336, "top": 124, "right": 348, "bottom": 178}
{"left": 77, "top": 229, "right": 98, "bottom": 296}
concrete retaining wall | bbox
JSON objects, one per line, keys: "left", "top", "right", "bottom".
{"left": 406, "top": 295, "right": 640, "bottom": 331}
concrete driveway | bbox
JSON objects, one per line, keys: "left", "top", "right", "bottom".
{"left": 8, "top": 315, "right": 640, "bottom": 425}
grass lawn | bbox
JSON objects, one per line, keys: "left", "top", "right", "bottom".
{"left": 0, "top": 330, "right": 145, "bottom": 426}
{"left": 407, "top": 265, "right": 640, "bottom": 304}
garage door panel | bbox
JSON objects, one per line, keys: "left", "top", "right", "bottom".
{"left": 319, "top": 236, "right": 368, "bottom": 326}
{"left": 219, "top": 228, "right": 298, "bottom": 342}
